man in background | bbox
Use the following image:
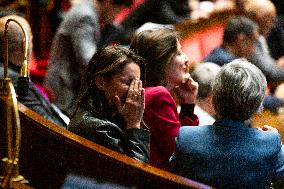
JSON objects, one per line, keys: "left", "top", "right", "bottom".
{"left": 0, "top": 15, "right": 68, "bottom": 127}
{"left": 45, "top": 0, "right": 133, "bottom": 117}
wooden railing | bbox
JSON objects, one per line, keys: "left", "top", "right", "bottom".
{"left": 0, "top": 99, "right": 214, "bottom": 189}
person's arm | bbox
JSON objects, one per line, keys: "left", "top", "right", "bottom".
{"left": 145, "top": 87, "right": 181, "bottom": 162}
{"left": 256, "top": 126, "right": 284, "bottom": 181}
{"left": 175, "top": 74, "right": 199, "bottom": 126}
{"left": 169, "top": 127, "right": 186, "bottom": 175}
{"left": 68, "top": 110, "right": 150, "bottom": 163}
{"left": 125, "top": 128, "right": 150, "bottom": 163}
{"left": 18, "top": 83, "right": 67, "bottom": 128}
{"left": 250, "top": 42, "right": 284, "bottom": 83}
{"left": 179, "top": 104, "right": 199, "bottom": 126}
{"left": 115, "top": 79, "right": 150, "bottom": 163}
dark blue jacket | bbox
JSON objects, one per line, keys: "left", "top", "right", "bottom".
{"left": 170, "top": 119, "right": 284, "bottom": 189}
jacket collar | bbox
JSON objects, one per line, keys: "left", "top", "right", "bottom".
{"left": 213, "top": 119, "right": 251, "bottom": 129}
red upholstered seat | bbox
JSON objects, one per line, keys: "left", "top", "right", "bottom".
{"left": 181, "top": 35, "right": 203, "bottom": 63}
{"left": 176, "top": 9, "right": 235, "bottom": 65}
{"left": 181, "top": 25, "right": 224, "bottom": 64}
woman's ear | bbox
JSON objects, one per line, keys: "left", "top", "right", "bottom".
{"left": 95, "top": 75, "right": 105, "bottom": 90}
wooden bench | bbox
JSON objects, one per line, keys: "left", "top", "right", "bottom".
{"left": 0, "top": 99, "right": 214, "bottom": 189}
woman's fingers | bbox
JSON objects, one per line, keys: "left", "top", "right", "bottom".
{"left": 122, "top": 79, "right": 144, "bottom": 129}
{"left": 127, "top": 79, "right": 143, "bottom": 101}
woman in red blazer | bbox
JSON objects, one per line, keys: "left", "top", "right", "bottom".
{"left": 130, "top": 28, "right": 199, "bottom": 170}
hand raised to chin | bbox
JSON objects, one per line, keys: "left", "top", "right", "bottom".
{"left": 175, "top": 73, "right": 199, "bottom": 104}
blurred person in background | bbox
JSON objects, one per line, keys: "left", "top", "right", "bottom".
{"left": 0, "top": 15, "right": 68, "bottom": 127}
{"left": 191, "top": 62, "right": 220, "bottom": 125}
{"left": 45, "top": 0, "right": 133, "bottom": 117}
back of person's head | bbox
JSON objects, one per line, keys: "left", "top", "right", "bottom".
{"left": 0, "top": 15, "right": 32, "bottom": 66}
{"left": 130, "top": 28, "right": 179, "bottom": 87}
{"left": 77, "top": 45, "right": 144, "bottom": 113}
{"left": 244, "top": 0, "right": 276, "bottom": 36}
{"left": 212, "top": 58, "right": 267, "bottom": 121}
{"left": 191, "top": 62, "right": 221, "bottom": 99}
{"left": 223, "top": 16, "right": 258, "bottom": 45}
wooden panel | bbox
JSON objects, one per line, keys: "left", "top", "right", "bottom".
{"left": 251, "top": 110, "right": 284, "bottom": 143}
{"left": 0, "top": 100, "right": 214, "bottom": 189}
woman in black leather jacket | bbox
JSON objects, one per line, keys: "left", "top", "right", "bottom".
{"left": 68, "top": 46, "right": 150, "bottom": 163}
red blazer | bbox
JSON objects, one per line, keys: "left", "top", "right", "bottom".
{"left": 144, "top": 86, "right": 199, "bottom": 170}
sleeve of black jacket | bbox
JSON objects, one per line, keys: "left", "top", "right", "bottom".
{"left": 68, "top": 109, "right": 150, "bottom": 163}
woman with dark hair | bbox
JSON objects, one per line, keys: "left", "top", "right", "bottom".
{"left": 130, "top": 28, "right": 199, "bottom": 170}
{"left": 68, "top": 46, "right": 150, "bottom": 163}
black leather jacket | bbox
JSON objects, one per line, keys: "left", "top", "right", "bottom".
{"left": 68, "top": 108, "right": 150, "bottom": 163}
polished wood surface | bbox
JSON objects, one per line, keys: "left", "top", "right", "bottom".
{"left": 252, "top": 110, "right": 284, "bottom": 143}
{"left": 0, "top": 99, "right": 214, "bottom": 189}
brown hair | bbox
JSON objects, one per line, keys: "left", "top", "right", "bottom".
{"left": 77, "top": 45, "right": 145, "bottom": 116}
{"left": 130, "top": 28, "right": 179, "bottom": 87}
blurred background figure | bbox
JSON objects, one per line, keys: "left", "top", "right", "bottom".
{"left": 44, "top": 0, "right": 133, "bottom": 117}
{"left": 121, "top": 0, "right": 193, "bottom": 41}
{"left": 0, "top": 15, "right": 68, "bottom": 127}
{"left": 204, "top": 15, "right": 284, "bottom": 113}
{"left": 243, "top": 0, "right": 284, "bottom": 65}
{"left": 204, "top": 16, "right": 284, "bottom": 84}
{"left": 191, "top": 62, "right": 220, "bottom": 125}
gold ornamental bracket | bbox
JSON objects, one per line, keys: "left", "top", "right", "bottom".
{"left": 0, "top": 18, "right": 28, "bottom": 189}
{"left": 5, "top": 18, "right": 30, "bottom": 98}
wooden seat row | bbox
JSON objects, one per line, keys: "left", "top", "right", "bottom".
{"left": 0, "top": 100, "right": 214, "bottom": 189}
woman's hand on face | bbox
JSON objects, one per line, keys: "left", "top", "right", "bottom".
{"left": 115, "top": 79, "right": 145, "bottom": 129}
{"left": 176, "top": 73, "right": 199, "bottom": 104}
